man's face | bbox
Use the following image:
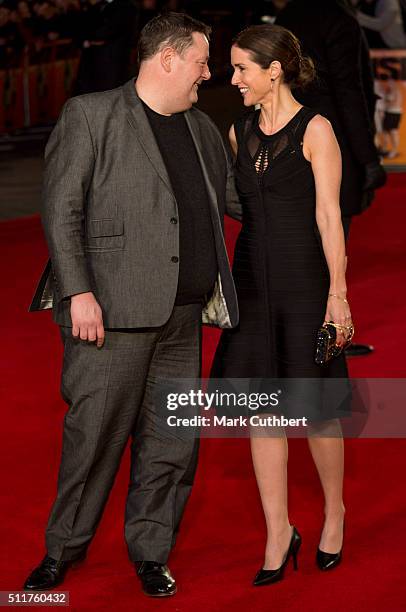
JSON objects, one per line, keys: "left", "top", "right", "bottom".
{"left": 169, "top": 32, "right": 211, "bottom": 110}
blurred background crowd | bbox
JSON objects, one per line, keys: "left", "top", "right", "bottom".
{"left": 1, "top": 1, "right": 406, "bottom": 70}
{"left": 0, "top": 1, "right": 232, "bottom": 72}
{"left": 1, "top": 1, "right": 406, "bottom": 132}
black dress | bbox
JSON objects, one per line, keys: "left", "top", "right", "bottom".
{"left": 211, "top": 108, "right": 350, "bottom": 421}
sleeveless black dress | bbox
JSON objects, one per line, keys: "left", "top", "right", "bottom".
{"left": 211, "top": 108, "right": 350, "bottom": 421}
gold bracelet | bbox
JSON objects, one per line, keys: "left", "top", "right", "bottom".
{"left": 328, "top": 293, "right": 349, "bottom": 304}
{"left": 326, "top": 322, "right": 353, "bottom": 332}
{"left": 324, "top": 321, "right": 355, "bottom": 343}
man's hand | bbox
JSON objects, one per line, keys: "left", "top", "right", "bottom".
{"left": 70, "top": 292, "right": 105, "bottom": 347}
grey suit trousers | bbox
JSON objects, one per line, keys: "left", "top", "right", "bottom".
{"left": 45, "top": 303, "right": 202, "bottom": 564}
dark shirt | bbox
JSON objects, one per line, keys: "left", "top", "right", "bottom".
{"left": 142, "top": 102, "right": 218, "bottom": 305}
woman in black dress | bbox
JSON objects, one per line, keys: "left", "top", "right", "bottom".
{"left": 211, "top": 25, "right": 354, "bottom": 584}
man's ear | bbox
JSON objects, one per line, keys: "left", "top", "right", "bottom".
{"left": 161, "top": 46, "right": 175, "bottom": 73}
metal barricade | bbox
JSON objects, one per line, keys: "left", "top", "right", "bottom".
{"left": 0, "top": 40, "right": 79, "bottom": 134}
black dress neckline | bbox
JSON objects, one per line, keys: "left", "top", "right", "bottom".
{"left": 254, "top": 107, "right": 305, "bottom": 140}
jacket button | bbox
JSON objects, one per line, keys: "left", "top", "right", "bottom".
{"left": 170, "top": 217, "right": 178, "bottom": 224}
{"left": 171, "top": 256, "right": 179, "bottom": 263}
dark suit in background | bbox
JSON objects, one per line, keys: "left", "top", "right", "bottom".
{"left": 276, "top": 0, "right": 384, "bottom": 234}
{"left": 75, "top": 0, "right": 139, "bottom": 95}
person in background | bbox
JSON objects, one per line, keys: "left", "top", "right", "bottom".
{"left": 74, "top": 0, "right": 139, "bottom": 94}
{"left": 16, "top": 1, "right": 35, "bottom": 45}
{"left": 251, "top": 0, "right": 288, "bottom": 24}
{"left": 382, "top": 77, "right": 403, "bottom": 157}
{"left": 138, "top": 0, "right": 159, "bottom": 29}
{"left": 357, "top": 0, "right": 406, "bottom": 48}
{"left": 357, "top": 0, "right": 387, "bottom": 48}
{"left": 374, "top": 78, "right": 388, "bottom": 153}
{"left": 0, "top": 1, "right": 24, "bottom": 68}
{"left": 31, "top": 0, "right": 61, "bottom": 42}
{"left": 52, "top": 0, "right": 81, "bottom": 40}
{"left": 277, "top": 0, "right": 387, "bottom": 358}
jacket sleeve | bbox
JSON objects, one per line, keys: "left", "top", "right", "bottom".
{"left": 325, "top": 12, "right": 379, "bottom": 166}
{"left": 41, "top": 97, "right": 95, "bottom": 302}
{"left": 357, "top": 3, "right": 398, "bottom": 32}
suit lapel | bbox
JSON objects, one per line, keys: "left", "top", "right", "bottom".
{"left": 122, "top": 79, "right": 173, "bottom": 195}
{"left": 122, "top": 79, "right": 219, "bottom": 209}
{"left": 184, "top": 110, "right": 219, "bottom": 213}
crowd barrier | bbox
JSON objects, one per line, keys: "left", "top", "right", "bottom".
{"left": 1, "top": 40, "right": 79, "bottom": 134}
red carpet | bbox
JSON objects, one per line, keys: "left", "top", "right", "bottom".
{"left": 1, "top": 175, "right": 406, "bottom": 610}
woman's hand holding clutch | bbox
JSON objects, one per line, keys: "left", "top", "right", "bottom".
{"left": 324, "top": 294, "right": 354, "bottom": 348}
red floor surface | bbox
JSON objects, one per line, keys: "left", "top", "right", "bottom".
{"left": 1, "top": 175, "right": 406, "bottom": 611}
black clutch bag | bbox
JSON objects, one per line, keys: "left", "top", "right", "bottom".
{"left": 315, "top": 323, "right": 343, "bottom": 365}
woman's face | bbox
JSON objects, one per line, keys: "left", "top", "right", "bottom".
{"left": 231, "top": 45, "right": 273, "bottom": 106}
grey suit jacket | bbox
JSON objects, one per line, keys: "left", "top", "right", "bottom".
{"left": 30, "top": 79, "right": 242, "bottom": 329}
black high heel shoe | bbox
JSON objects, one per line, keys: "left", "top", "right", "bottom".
{"left": 316, "top": 519, "right": 344, "bottom": 571}
{"left": 253, "top": 526, "right": 302, "bottom": 586}
{"left": 316, "top": 548, "right": 342, "bottom": 571}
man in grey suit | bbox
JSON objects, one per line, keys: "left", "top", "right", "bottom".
{"left": 25, "top": 12, "right": 241, "bottom": 597}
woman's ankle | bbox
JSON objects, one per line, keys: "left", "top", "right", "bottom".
{"left": 266, "top": 521, "right": 292, "bottom": 541}
{"left": 324, "top": 503, "right": 345, "bottom": 521}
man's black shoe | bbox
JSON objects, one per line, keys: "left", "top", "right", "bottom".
{"left": 345, "top": 343, "right": 374, "bottom": 357}
{"left": 136, "top": 561, "right": 177, "bottom": 597}
{"left": 23, "top": 555, "right": 83, "bottom": 591}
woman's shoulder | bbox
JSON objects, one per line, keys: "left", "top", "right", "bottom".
{"left": 301, "top": 112, "right": 339, "bottom": 158}
{"left": 294, "top": 108, "right": 331, "bottom": 137}
{"left": 303, "top": 112, "right": 334, "bottom": 136}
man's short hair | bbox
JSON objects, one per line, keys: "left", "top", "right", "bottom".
{"left": 138, "top": 11, "right": 211, "bottom": 63}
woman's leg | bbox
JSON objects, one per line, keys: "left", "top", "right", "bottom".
{"left": 250, "top": 431, "right": 293, "bottom": 569}
{"left": 307, "top": 419, "right": 345, "bottom": 553}
{"left": 388, "top": 128, "right": 400, "bottom": 157}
